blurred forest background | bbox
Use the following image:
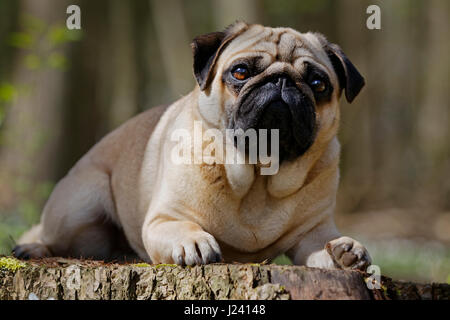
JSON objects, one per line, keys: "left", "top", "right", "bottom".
{"left": 0, "top": 0, "right": 448, "bottom": 283}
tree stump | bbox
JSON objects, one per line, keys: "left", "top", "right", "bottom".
{"left": 0, "top": 257, "right": 448, "bottom": 300}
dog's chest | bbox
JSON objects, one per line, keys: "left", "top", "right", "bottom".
{"left": 194, "top": 164, "right": 310, "bottom": 251}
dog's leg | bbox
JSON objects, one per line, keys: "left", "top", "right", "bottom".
{"left": 287, "top": 216, "right": 371, "bottom": 271}
{"left": 13, "top": 166, "right": 122, "bottom": 261}
{"left": 142, "top": 217, "right": 222, "bottom": 265}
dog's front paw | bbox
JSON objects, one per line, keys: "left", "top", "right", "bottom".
{"left": 171, "top": 232, "right": 222, "bottom": 266}
{"left": 325, "top": 236, "right": 371, "bottom": 271}
{"left": 12, "top": 243, "right": 52, "bottom": 260}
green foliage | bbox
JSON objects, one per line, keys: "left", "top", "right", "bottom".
{"left": 7, "top": 32, "right": 33, "bottom": 49}
{"left": 48, "top": 26, "right": 83, "bottom": 45}
{"left": 0, "top": 82, "right": 18, "bottom": 127}
{"left": 35, "top": 181, "right": 54, "bottom": 201}
{"left": 0, "top": 179, "right": 54, "bottom": 255}
{"left": 5, "top": 15, "right": 83, "bottom": 76}
{"left": 24, "top": 54, "right": 41, "bottom": 70}
{"left": 0, "top": 15, "right": 81, "bottom": 253}
{"left": 47, "top": 52, "right": 68, "bottom": 70}
{"left": 16, "top": 181, "right": 54, "bottom": 225}
{"left": 0, "top": 216, "right": 29, "bottom": 255}
{"left": 363, "top": 238, "right": 450, "bottom": 284}
{"left": 7, "top": 15, "right": 43, "bottom": 49}
{"left": 18, "top": 200, "right": 40, "bottom": 226}
{"left": 0, "top": 14, "right": 82, "bottom": 130}
{"left": 272, "top": 254, "right": 292, "bottom": 265}
{"left": 0, "top": 83, "right": 17, "bottom": 103}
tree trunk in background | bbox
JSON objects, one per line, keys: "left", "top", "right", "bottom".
{"left": 59, "top": 0, "right": 143, "bottom": 177}
{"left": 103, "top": 0, "right": 139, "bottom": 130}
{"left": 0, "top": 1, "right": 19, "bottom": 80}
{"left": 0, "top": 0, "right": 19, "bottom": 214}
{"left": 212, "top": 0, "right": 261, "bottom": 28}
{"left": 0, "top": 0, "right": 70, "bottom": 212}
{"left": 334, "top": 0, "right": 374, "bottom": 214}
{"left": 149, "top": 0, "right": 193, "bottom": 99}
{"left": 417, "top": 0, "right": 450, "bottom": 209}
{"left": 337, "top": 0, "right": 429, "bottom": 211}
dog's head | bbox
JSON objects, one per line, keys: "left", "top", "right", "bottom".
{"left": 192, "top": 22, "right": 364, "bottom": 162}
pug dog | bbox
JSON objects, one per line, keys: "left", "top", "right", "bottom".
{"left": 14, "top": 22, "right": 371, "bottom": 271}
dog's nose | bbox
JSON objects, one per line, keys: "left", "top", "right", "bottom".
{"left": 271, "top": 76, "right": 296, "bottom": 89}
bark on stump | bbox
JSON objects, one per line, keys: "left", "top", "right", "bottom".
{"left": 0, "top": 257, "right": 448, "bottom": 300}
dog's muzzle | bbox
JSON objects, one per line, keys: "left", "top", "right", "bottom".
{"left": 230, "top": 75, "right": 317, "bottom": 162}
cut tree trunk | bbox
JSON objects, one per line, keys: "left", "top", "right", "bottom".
{"left": 0, "top": 258, "right": 448, "bottom": 300}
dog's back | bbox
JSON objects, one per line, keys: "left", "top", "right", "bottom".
{"left": 16, "top": 104, "right": 169, "bottom": 260}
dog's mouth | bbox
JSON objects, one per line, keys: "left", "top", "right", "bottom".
{"left": 229, "top": 76, "right": 317, "bottom": 162}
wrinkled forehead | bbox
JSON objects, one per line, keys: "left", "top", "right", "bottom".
{"left": 219, "top": 25, "right": 333, "bottom": 74}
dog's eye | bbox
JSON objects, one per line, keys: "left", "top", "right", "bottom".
{"left": 310, "top": 79, "right": 326, "bottom": 93}
{"left": 231, "top": 66, "right": 250, "bottom": 81}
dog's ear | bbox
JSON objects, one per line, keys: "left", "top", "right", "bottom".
{"left": 325, "top": 43, "right": 365, "bottom": 103}
{"left": 191, "top": 21, "right": 248, "bottom": 90}
{"left": 316, "top": 34, "right": 365, "bottom": 103}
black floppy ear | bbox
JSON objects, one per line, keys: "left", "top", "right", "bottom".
{"left": 191, "top": 22, "right": 248, "bottom": 90}
{"left": 324, "top": 42, "right": 365, "bottom": 103}
{"left": 191, "top": 32, "right": 226, "bottom": 90}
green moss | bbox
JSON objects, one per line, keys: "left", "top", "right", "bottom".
{"left": 132, "top": 263, "right": 151, "bottom": 268}
{"left": 0, "top": 257, "right": 27, "bottom": 272}
{"left": 154, "top": 263, "right": 177, "bottom": 268}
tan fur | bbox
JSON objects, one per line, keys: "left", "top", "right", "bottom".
{"left": 17, "top": 23, "right": 371, "bottom": 269}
